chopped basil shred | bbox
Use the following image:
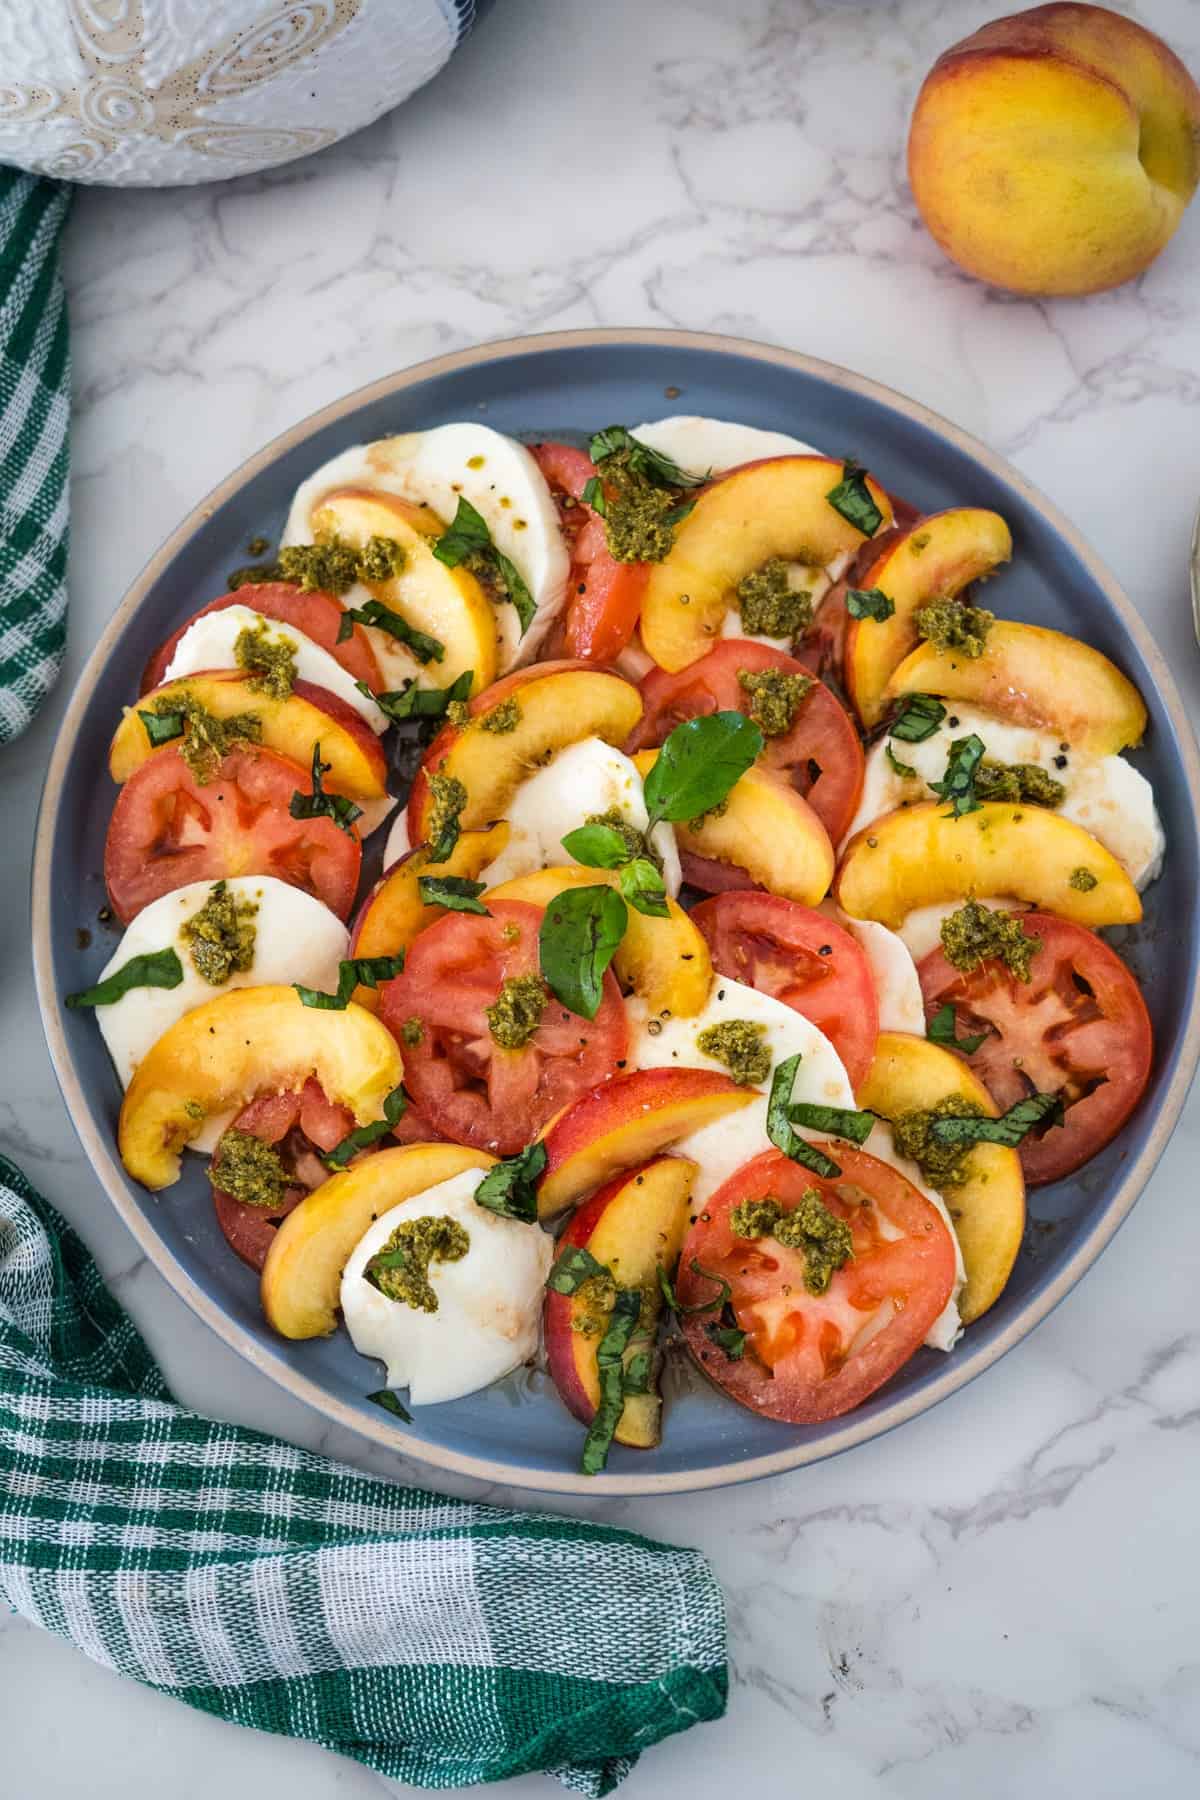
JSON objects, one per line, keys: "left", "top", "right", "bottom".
{"left": 338, "top": 599, "right": 445, "bottom": 664}
{"left": 885, "top": 741, "right": 918, "bottom": 779}
{"left": 926, "top": 1002, "right": 989, "bottom": 1056}
{"left": 66, "top": 947, "right": 184, "bottom": 1009}
{"left": 364, "top": 670, "right": 473, "bottom": 723}
{"left": 826, "top": 459, "right": 883, "bottom": 535}
{"left": 473, "top": 1141, "right": 547, "bottom": 1223}
{"left": 766, "top": 1055, "right": 842, "bottom": 1178}
{"left": 321, "top": 1084, "right": 410, "bottom": 1170}
{"left": 289, "top": 743, "right": 363, "bottom": 836}
{"left": 366, "top": 1389, "right": 413, "bottom": 1423}
{"left": 787, "top": 1101, "right": 875, "bottom": 1144}
{"left": 581, "top": 475, "right": 606, "bottom": 515}
{"left": 845, "top": 586, "right": 895, "bottom": 622}
{"left": 929, "top": 1092, "right": 1065, "bottom": 1148}
{"left": 538, "top": 884, "right": 627, "bottom": 1020}
{"left": 547, "top": 1243, "right": 608, "bottom": 1296}
{"left": 657, "top": 1260, "right": 733, "bottom": 1316}
{"left": 929, "top": 733, "right": 986, "bottom": 818}
{"left": 587, "top": 425, "right": 706, "bottom": 490}
{"left": 704, "top": 1317, "right": 747, "bottom": 1360}
{"left": 416, "top": 874, "right": 489, "bottom": 914}
{"left": 294, "top": 953, "right": 405, "bottom": 1010}
{"left": 432, "top": 496, "right": 536, "bottom": 635}
{"left": 889, "top": 693, "right": 947, "bottom": 743}
{"left": 138, "top": 708, "right": 184, "bottom": 747}
{"left": 581, "top": 1287, "right": 642, "bottom": 1475}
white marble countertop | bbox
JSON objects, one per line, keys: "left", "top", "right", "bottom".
{"left": 6, "top": 1, "right": 1200, "bottom": 1793}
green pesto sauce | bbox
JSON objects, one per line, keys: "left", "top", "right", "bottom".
{"left": 909, "top": 531, "right": 931, "bottom": 556}
{"left": 599, "top": 451, "right": 680, "bottom": 563}
{"left": 446, "top": 700, "right": 472, "bottom": 727}
{"left": 695, "top": 1018, "right": 771, "bottom": 1087}
{"left": 364, "top": 1215, "right": 470, "bottom": 1313}
{"left": 233, "top": 617, "right": 297, "bottom": 700}
{"left": 183, "top": 1098, "right": 206, "bottom": 1123}
{"left": 152, "top": 691, "right": 262, "bottom": 785}
{"left": 1069, "top": 866, "right": 1099, "bottom": 892}
{"left": 915, "top": 600, "right": 995, "bottom": 658}
{"left": 479, "top": 696, "right": 522, "bottom": 734}
{"left": 687, "top": 794, "right": 729, "bottom": 834}
{"left": 181, "top": 880, "right": 258, "bottom": 985}
{"left": 892, "top": 1096, "right": 987, "bottom": 1189}
{"left": 730, "top": 1189, "right": 853, "bottom": 1295}
{"left": 974, "top": 761, "right": 1065, "bottom": 808}
{"left": 570, "top": 1271, "right": 618, "bottom": 1338}
{"left": 486, "top": 972, "right": 549, "bottom": 1050}
{"left": 276, "top": 539, "right": 361, "bottom": 596}
{"left": 940, "top": 898, "right": 1038, "bottom": 983}
{"left": 425, "top": 772, "right": 467, "bottom": 855}
{"left": 208, "top": 1129, "right": 290, "bottom": 1210}
{"left": 735, "top": 559, "right": 814, "bottom": 639}
{"left": 585, "top": 807, "right": 660, "bottom": 871}
{"left": 401, "top": 1017, "right": 424, "bottom": 1047}
{"left": 737, "top": 666, "right": 812, "bottom": 737}
{"left": 357, "top": 535, "right": 408, "bottom": 583}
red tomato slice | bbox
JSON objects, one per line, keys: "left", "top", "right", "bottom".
{"left": 531, "top": 441, "right": 649, "bottom": 663}
{"left": 691, "top": 893, "right": 879, "bottom": 1089}
{"left": 104, "top": 743, "right": 362, "bottom": 923}
{"left": 917, "top": 912, "right": 1153, "bottom": 1186}
{"left": 210, "top": 1079, "right": 355, "bottom": 1270}
{"left": 677, "top": 1146, "right": 957, "bottom": 1423}
{"left": 628, "top": 640, "right": 864, "bottom": 844}
{"left": 140, "top": 583, "right": 382, "bottom": 695}
{"left": 380, "top": 899, "right": 628, "bottom": 1156}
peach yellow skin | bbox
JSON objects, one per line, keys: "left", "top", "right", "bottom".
{"left": 907, "top": 5, "right": 1200, "bottom": 297}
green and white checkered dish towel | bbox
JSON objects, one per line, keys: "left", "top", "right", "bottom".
{"left": 0, "top": 1159, "right": 726, "bottom": 1791}
{"left": 0, "top": 170, "right": 71, "bottom": 746}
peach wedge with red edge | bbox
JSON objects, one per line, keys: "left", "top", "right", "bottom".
{"left": 857, "top": 1031, "right": 1024, "bottom": 1325}
{"left": 639, "top": 456, "right": 895, "bottom": 673}
{"left": 407, "top": 666, "right": 643, "bottom": 841}
{"left": 835, "top": 800, "right": 1141, "bottom": 930}
{"left": 487, "top": 865, "right": 713, "bottom": 1018}
{"left": 118, "top": 985, "right": 404, "bottom": 1192}
{"left": 544, "top": 1155, "right": 696, "bottom": 1449}
{"left": 110, "top": 670, "right": 388, "bottom": 802}
{"left": 262, "top": 1142, "right": 494, "bottom": 1339}
{"left": 537, "top": 1067, "right": 753, "bottom": 1219}
{"left": 631, "top": 750, "right": 835, "bottom": 905}
{"left": 310, "top": 488, "right": 499, "bottom": 695}
{"left": 349, "top": 825, "right": 510, "bottom": 1011}
{"left": 844, "top": 509, "right": 1013, "bottom": 728}
{"left": 885, "top": 619, "right": 1148, "bottom": 756}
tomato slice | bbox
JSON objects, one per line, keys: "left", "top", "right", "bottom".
{"left": 628, "top": 640, "right": 864, "bottom": 844}
{"left": 917, "top": 912, "right": 1153, "bottom": 1186}
{"left": 380, "top": 898, "right": 628, "bottom": 1156}
{"left": 531, "top": 441, "right": 650, "bottom": 663}
{"left": 104, "top": 743, "right": 362, "bottom": 923}
{"left": 140, "top": 583, "right": 382, "bottom": 695}
{"left": 691, "top": 893, "right": 879, "bottom": 1089}
{"left": 210, "top": 1079, "right": 354, "bottom": 1270}
{"left": 677, "top": 1146, "right": 957, "bottom": 1423}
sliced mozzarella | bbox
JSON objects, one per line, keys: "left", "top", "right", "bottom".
{"left": 283, "top": 425, "right": 570, "bottom": 674}
{"left": 477, "top": 736, "right": 680, "bottom": 896}
{"left": 838, "top": 911, "right": 926, "bottom": 1035}
{"left": 340, "top": 1167, "right": 552, "bottom": 1404}
{"left": 96, "top": 877, "right": 349, "bottom": 1152}
{"left": 162, "top": 604, "right": 389, "bottom": 734}
{"left": 846, "top": 702, "right": 1164, "bottom": 887}
{"left": 629, "top": 415, "right": 822, "bottom": 479}
{"left": 382, "top": 805, "right": 411, "bottom": 872}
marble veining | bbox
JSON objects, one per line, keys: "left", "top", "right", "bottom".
{"left": 5, "top": 0, "right": 1200, "bottom": 1794}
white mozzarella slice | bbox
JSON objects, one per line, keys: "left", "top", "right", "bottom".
{"left": 340, "top": 1168, "right": 552, "bottom": 1404}
{"left": 629, "top": 415, "right": 822, "bottom": 478}
{"left": 283, "top": 425, "right": 570, "bottom": 674}
{"left": 477, "top": 737, "right": 680, "bottom": 896}
{"left": 839, "top": 912, "right": 926, "bottom": 1035}
{"left": 162, "top": 604, "right": 389, "bottom": 734}
{"left": 383, "top": 806, "right": 411, "bottom": 871}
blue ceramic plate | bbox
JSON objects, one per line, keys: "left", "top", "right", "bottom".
{"left": 33, "top": 330, "right": 1200, "bottom": 1494}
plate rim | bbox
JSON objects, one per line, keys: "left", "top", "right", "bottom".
{"left": 32, "top": 325, "right": 1200, "bottom": 1496}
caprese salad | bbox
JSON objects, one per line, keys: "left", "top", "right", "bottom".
{"left": 71, "top": 411, "right": 1160, "bottom": 1473}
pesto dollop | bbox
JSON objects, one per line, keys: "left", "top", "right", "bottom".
{"left": 208, "top": 1129, "right": 290, "bottom": 1210}
{"left": 735, "top": 559, "right": 814, "bottom": 639}
{"left": 486, "top": 972, "right": 549, "bottom": 1050}
{"left": 940, "top": 898, "right": 1038, "bottom": 983}
{"left": 363, "top": 1214, "right": 470, "bottom": 1313}
{"left": 973, "top": 760, "right": 1065, "bottom": 808}
{"left": 401, "top": 1017, "right": 424, "bottom": 1047}
{"left": 892, "top": 1095, "right": 987, "bottom": 1189}
{"left": 730, "top": 1189, "right": 853, "bottom": 1295}
{"left": 357, "top": 535, "right": 408, "bottom": 583}
{"left": 149, "top": 691, "right": 262, "bottom": 785}
{"left": 915, "top": 600, "right": 995, "bottom": 658}
{"left": 479, "top": 696, "right": 522, "bottom": 734}
{"left": 686, "top": 794, "right": 730, "bottom": 834}
{"left": 233, "top": 617, "right": 297, "bottom": 700}
{"left": 737, "top": 666, "right": 812, "bottom": 737}
{"left": 695, "top": 1018, "right": 772, "bottom": 1087}
{"left": 571, "top": 1271, "right": 619, "bottom": 1338}
{"left": 597, "top": 451, "right": 680, "bottom": 563}
{"left": 425, "top": 772, "right": 467, "bottom": 858}
{"left": 1069, "top": 866, "right": 1098, "bottom": 892}
{"left": 276, "top": 539, "right": 361, "bottom": 595}
{"left": 181, "top": 880, "right": 258, "bottom": 985}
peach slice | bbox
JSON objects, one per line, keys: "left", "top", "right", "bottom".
{"left": 261, "top": 1142, "right": 494, "bottom": 1339}
{"left": 544, "top": 1155, "right": 696, "bottom": 1448}
{"left": 348, "top": 825, "right": 510, "bottom": 1010}
{"left": 857, "top": 1031, "right": 1024, "bottom": 1324}
{"left": 111, "top": 669, "right": 388, "bottom": 802}
{"left": 836, "top": 800, "right": 1142, "bottom": 929}
{"left": 885, "top": 619, "right": 1147, "bottom": 755}
{"left": 843, "top": 509, "right": 1013, "bottom": 728}
{"left": 119, "top": 985, "right": 404, "bottom": 1191}
{"left": 537, "top": 1067, "right": 753, "bottom": 1219}
{"left": 631, "top": 750, "right": 834, "bottom": 905}
{"left": 407, "top": 666, "right": 643, "bottom": 841}
{"left": 488, "top": 865, "right": 713, "bottom": 1018}
{"left": 640, "top": 456, "right": 894, "bottom": 672}
{"left": 311, "top": 488, "right": 499, "bottom": 693}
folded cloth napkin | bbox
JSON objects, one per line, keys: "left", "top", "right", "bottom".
{"left": 0, "top": 1157, "right": 727, "bottom": 1790}
{"left": 0, "top": 169, "right": 71, "bottom": 746}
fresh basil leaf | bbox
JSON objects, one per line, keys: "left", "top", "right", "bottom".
{"left": 889, "top": 693, "right": 947, "bottom": 743}
{"left": 294, "top": 952, "right": 405, "bottom": 1010}
{"left": 364, "top": 670, "right": 473, "bottom": 723}
{"left": 642, "top": 711, "right": 763, "bottom": 830}
{"left": 339, "top": 599, "right": 445, "bottom": 665}
{"left": 366, "top": 1388, "right": 413, "bottom": 1423}
{"left": 538, "top": 884, "right": 627, "bottom": 1020}
{"left": 416, "top": 874, "right": 489, "bottom": 915}
{"left": 826, "top": 459, "right": 883, "bottom": 535}
{"left": 547, "top": 1242, "right": 608, "bottom": 1295}
{"left": 474, "top": 1141, "right": 548, "bottom": 1223}
{"left": 561, "top": 822, "right": 630, "bottom": 869}
{"left": 622, "top": 1349, "right": 652, "bottom": 1394}
{"left": 845, "top": 586, "right": 894, "bottom": 622}
{"left": 663, "top": 499, "right": 697, "bottom": 527}
{"left": 66, "top": 947, "right": 184, "bottom": 1009}
{"left": 788, "top": 1102, "right": 876, "bottom": 1145}
{"left": 657, "top": 1260, "right": 733, "bottom": 1317}
{"left": 433, "top": 497, "right": 536, "bottom": 635}
{"left": 926, "top": 1002, "right": 989, "bottom": 1057}
{"left": 581, "top": 475, "right": 607, "bottom": 516}
{"left": 929, "top": 733, "right": 986, "bottom": 818}
{"left": 581, "top": 1288, "right": 642, "bottom": 1475}
{"left": 321, "top": 1084, "right": 409, "bottom": 1170}
{"left": 704, "top": 1320, "right": 746, "bottom": 1360}
{"left": 619, "top": 857, "right": 670, "bottom": 919}
{"left": 138, "top": 708, "right": 184, "bottom": 747}
{"left": 767, "top": 1054, "right": 842, "bottom": 1178}
{"left": 588, "top": 425, "right": 706, "bottom": 489}
{"left": 885, "top": 741, "right": 918, "bottom": 779}
{"left": 929, "top": 1092, "right": 1064, "bottom": 1148}
{"left": 494, "top": 549, "right": 537, "bottom": 635}
{"left": 289, "top": 742, "right": 364, "bottom": 837}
